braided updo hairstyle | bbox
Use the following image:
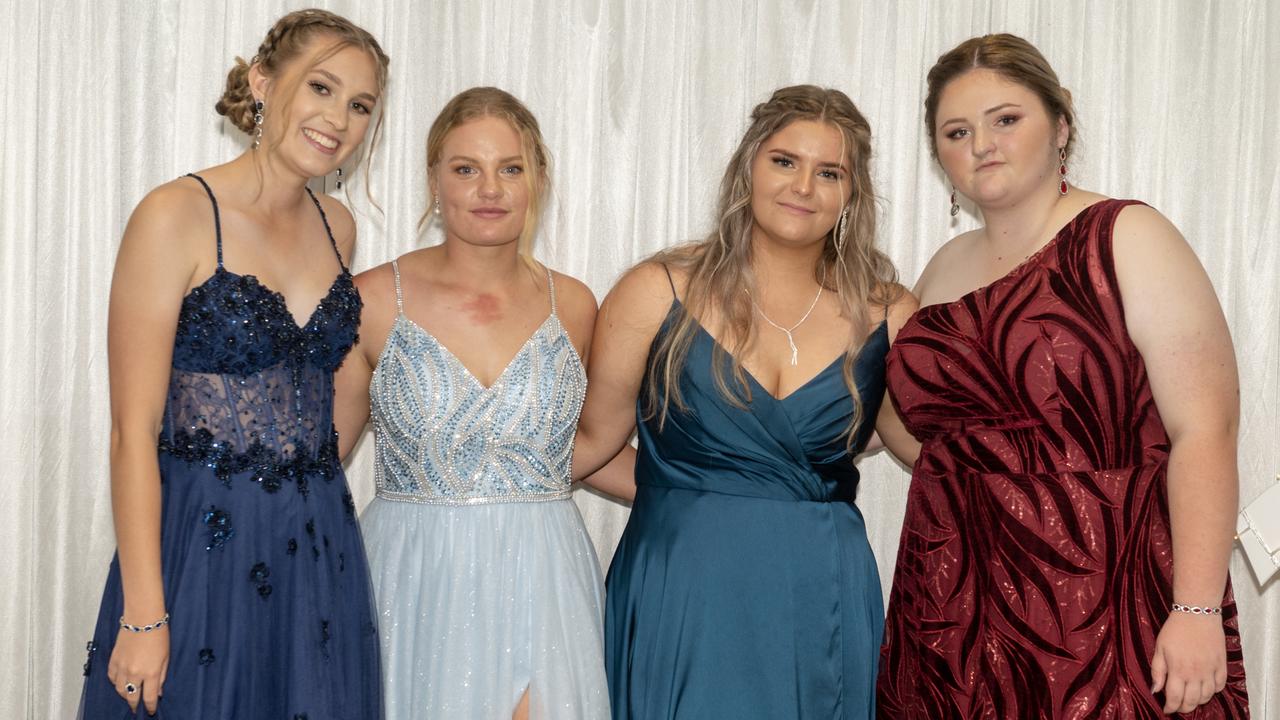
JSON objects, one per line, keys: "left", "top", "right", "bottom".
{"left": 215, "top": 9, "right": 390, "bottom": 147}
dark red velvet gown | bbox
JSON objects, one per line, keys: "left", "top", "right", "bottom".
{"left": 877, "top": 199, "right": 1249, "bottom": 719}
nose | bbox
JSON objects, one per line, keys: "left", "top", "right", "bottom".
{"left": 971, "top": 127, "right": 995, "bottom": 157}
{"left": 479, "top": 172, "right": 502, "bottom": 199}
{"left": 324, "top": 103, "right": 349, "bottom": 132}
{"left": 790, "top": 170, "right": 813, "bottom": 197}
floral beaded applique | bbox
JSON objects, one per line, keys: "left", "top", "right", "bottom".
{"left": 203, "top": 506, "right": 234, "bottom": 550}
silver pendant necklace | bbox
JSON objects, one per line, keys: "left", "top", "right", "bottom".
{"left": 747, "top": 268, "right": 827, "bottom": 366}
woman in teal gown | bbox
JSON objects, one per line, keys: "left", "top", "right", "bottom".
{"left": 572, "top": 85, "right": 919, "bottom": 719}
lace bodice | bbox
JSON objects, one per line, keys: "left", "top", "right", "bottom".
{"left": 370, "top": 261, "right": 586, "bottom": 505}
{"left": 158, "top": 174, "right": 361, "bottom": 491}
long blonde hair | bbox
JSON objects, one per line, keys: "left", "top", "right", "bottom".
{"left": 423, "top": 87, "right": 551, "bottom": 258}
{"left": 645, "top": 85, "right": 900, "bottom": 443}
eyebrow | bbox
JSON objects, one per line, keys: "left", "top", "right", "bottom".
{"left": 767, "top": 148, "right": 848, "bottom": 174}
{"left": 939, "top": 102, "right": 1023, "bottom": 127}
{"left": 447, "top": 155, "right": 526, "bottom": 164}
{"left": 313, "top": 69, "right": 378, "bottom": 103}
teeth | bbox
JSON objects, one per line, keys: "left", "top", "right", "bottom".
{"left": 303, "top": 128, "right": 338, "bottom": 149}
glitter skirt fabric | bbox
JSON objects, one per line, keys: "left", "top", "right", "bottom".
{"left": 361, "top": 496, "right": 608, "bottom": 719}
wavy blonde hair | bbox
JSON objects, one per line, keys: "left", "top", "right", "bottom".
{"left": 645, "top": 85, "right": 900, "bottom": 443}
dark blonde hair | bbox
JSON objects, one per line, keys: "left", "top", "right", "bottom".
{"left": 924, "top": 33, "right": 1075, "bottom": 160}
{"left": 215, "top": 9, "right": 390, "bottom": 179}
{"left": 646, "top": 85, "right": 900, "bottom": 443}
{"left": 424, "top": 87, "right": 551, "bottom": 257}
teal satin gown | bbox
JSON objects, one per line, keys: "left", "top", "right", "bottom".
{"left": 605, "top": 292, "right": 888, "bottom": 719}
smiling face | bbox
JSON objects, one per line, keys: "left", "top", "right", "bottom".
{"left": 748, "top": 119, "right": 851, "bottom": 250}
{"left": 431, "top": 115, "right": 532, "bottom": 249}
{"left": 934, "top": 68, "right": 1068, "bottom": 211}
{"left": 252, "top": 36, "right": 380, "bottom": 178}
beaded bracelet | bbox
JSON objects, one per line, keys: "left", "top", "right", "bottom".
{"left": 1170, "top": 603, "right": 1222, "bottom": 616}
{"left": 119, "top": 613, "right": 170, "bottom": 633}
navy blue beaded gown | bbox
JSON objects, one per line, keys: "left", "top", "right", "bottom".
{"left": 79, "top": 175, "right": 381, "bottom": 719}
{"left": 605, "top": 269, "right": 888, "bottom": 719}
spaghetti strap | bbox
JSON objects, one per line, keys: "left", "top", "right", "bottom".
{"left": 545, "top": 267, "right": 558, "bottom": 316}
{"left": 391, "top": 259, "right": 405, "bottom": 314}
{"left": 304, "top": 187, "right": 348, "bottom": 272}
{"left": 660, "top": 263, "right": 677, "bottom": 300}
{"left": 185, "top": 173, "right": 223, "bottom": 269}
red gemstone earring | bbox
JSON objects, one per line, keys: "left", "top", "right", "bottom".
{"left": 1058, "top": 148, "right": 1069, "bottom": 196}
{"left": 949, "top": 188, "right": 960, "bottom": 217}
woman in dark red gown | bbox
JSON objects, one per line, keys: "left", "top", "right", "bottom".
{"left": 876, "top": 34, "right": 1249, "bottom": 719}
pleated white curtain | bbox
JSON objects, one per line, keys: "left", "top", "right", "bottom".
{"left": 2, "top": 1, "right": 1276, "bottom": 717}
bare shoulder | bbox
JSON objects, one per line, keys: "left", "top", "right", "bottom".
{"left": 879, "top": 282, "right": 920, "bottom": 342}
{"left": 1110, "top": 203, "right": 1200, "bottom": 281}
{"left": 913, "top": 229, "right": 980, "bottom": 302}
{"left": 352, "top": 259, "right": 399, "bottom": 316}
{"left": 315, "top": 193, "right": 358, "bottom": 263}
{"left": 118, "top": 177, "right": 221, "bottom": 272}
{"left": 597, "top": 260, "right": 679, "bottom": 337}
{"left": 548, "top": 269, "right": 598, "bottom": 322}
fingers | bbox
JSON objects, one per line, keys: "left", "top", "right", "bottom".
{"left": 1161, "top": 674, "right": 1185, "bottom": 715}
{"left": 1149, "top": 648, "right": 1167, "bottom": 694}
{"left": 115, "top": 676, "right": 141, "bottom": 713}
{"left": 144, "top": 675, "right": 161, "bottom": 715}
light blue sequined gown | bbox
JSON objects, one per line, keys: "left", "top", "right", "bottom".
{"left": 360, "top": 260, "right": 609, "bottom": 719}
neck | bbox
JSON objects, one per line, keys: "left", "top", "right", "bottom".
{"left": 749, "top": 231, "right": 825, "bottom": 295}
{"left": 437, "top": 235, "right": 530, "bottom": 291}
{"left": 978, "top": 182, "right": 1065, "bottom": 250}
{"left": 225, "top": 150, "right": 313, "bottom": 213}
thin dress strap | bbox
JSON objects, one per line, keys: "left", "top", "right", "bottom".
{"left": 660, "top": 263, "right": 677, "bottom": 300}
{"left": 545, "top": 267, "right": 557, "bottom": 316}
{"left": 185, "top": 173, "right": 223, "bottom": 269}
{"left": 304, "top": 187, "right": 348, "bottom": 272}
{"left": 390, "top": 259, "right": 405, "bottom": 314}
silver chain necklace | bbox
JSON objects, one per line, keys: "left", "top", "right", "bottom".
{"left": 747, "top": 267, "right": 827, "bottom": 366}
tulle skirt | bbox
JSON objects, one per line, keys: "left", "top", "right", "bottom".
{"left": 362, "top": 496, "right": 609, "bottom": 719}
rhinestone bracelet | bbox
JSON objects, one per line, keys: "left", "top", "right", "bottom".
{"left": 1170, "top": 603, "right": 1222, "bottom": 616}
{"left": 119, "top": 613, "right": 170, "bottom": 633}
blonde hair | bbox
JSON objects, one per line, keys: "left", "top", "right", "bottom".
{"left": 924, "top": 33, "right": 1076, "bottom": 159}
{"left": 424, "top": 87, "right": 551, "bottom": 258}
{"left": 646, "top": 85, "right": 900, "bottom": 444}
{"left": 215, "top": 9, "right": 390, "bottom": 185}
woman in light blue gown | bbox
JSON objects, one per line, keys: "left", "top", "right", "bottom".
{"left": 336, "top": 87, "right": 627, "bottom": 719}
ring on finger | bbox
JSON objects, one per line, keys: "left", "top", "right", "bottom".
{"left": 124, "top": 682, "right": 138, "bottom": 695}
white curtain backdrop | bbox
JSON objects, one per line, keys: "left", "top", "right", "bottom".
{"left": 3, "top": 1, "right": 1276, "bottom": 717}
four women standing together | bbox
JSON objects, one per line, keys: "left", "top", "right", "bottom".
{"left": 80, "top": 9, "right": 1249, "bottom": 720}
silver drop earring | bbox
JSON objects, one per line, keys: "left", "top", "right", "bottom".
{"left": 834, "top": 208, "right": 850, "bottom": 252}
{"left": 433, "top": 195, "right": 441, "bottom": 216}
{"left": 253, "top": 99, "right": 264, "bottom": 149}
{"left": 335, "top": 167, "right": 343, "bottom": 190}
{"left": 949, "top": 188, "right": 960, "bottom": 217}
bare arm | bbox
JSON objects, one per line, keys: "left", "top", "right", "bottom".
{"left": 1113, "top": 204, "right": 1238, "bottom": 714}
{"left": 335, "top": 263, "right": 397, "bottom": 460}
{"left": 105, "top": 182, "right": 207, "bottom": 713}
{"left": 874, "top": 289, "right": 922, "bottom": 466}
{"left": 571, "top": 262, "right": 674, "bottom": 480}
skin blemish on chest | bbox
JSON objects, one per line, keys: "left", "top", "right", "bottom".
{"left": 461, "top": 293, "right": 503, "bottom": 324}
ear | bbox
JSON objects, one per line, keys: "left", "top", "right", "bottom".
{"left": 248, "top": 61, "right": 271, "bottom": 105}
{"left": 1054, "top": 115, "right": 1070, "bottom": 152}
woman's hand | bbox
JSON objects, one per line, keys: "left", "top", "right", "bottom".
{"left": 1150, "top": 613, "right": 1228, "bottom": 714}
{"left": 107, "top": 625, "right": 170, "bottom": 714}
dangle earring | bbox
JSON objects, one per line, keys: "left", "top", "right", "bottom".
{"left": 433, "top": 195, "right": 441, "bottom": 216}
{"left": 834, "top": 208, "right": 850, "bottom": 252}
{"left": 949, "top": 188, "right": 960, "bottom": 217}
{"left": 1058, "top": 148, "right": 1069, "bottom": 195}
{"left": 253, "top": 99, "right": 264, "bottom": 149}
{"left": 335, "top": 167, "right": 343, "bottom": 190}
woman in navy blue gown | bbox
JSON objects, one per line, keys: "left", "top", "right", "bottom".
{"left": 571, "top": 86, "right": 919, "bottom": 719}
{"left": 79, "top": 11, "right": 388, "bottom": 718}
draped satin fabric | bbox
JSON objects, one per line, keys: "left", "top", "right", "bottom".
{"left": 877, "top": 200, "right": 1250, "bottom": 719}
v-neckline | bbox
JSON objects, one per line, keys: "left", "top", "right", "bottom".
{"left": 395, "top": 312, "right": 557, "bottom": 391}
{"left": 677, "top": 299, "right": 849, "bottom": 403}
{"left": 189, "top": 267, "right": 347, "bottom": 331}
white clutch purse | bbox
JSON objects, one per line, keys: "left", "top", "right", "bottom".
{"left": 1236, "top": 477, "right": 1280, "bottom": 586}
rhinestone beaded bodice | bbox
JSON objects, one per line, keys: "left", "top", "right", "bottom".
{"left": 370, "top": 261, "right": 586, "bottom": 505}
{"left": 158, "top": 175, "right": 361, "bottom": 490}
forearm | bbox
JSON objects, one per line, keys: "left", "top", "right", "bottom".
{"left": 110, "top": 431, "right": 167, "bottom": 621}
{"left": 1165, "top": 427, "right": 1238, "bottom": 606}
{"left": 570, "top": 421, "right": 633, "bottom": 481}
{"left": 579, "top": 444, "right": 637, "bottom": 502}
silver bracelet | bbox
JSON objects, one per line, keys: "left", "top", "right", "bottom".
{"left": 1170, "top": 602, "right": 1222, "bottom": 616}
{"left": 119, "top": 613, "right": 170, "bottom": 633}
